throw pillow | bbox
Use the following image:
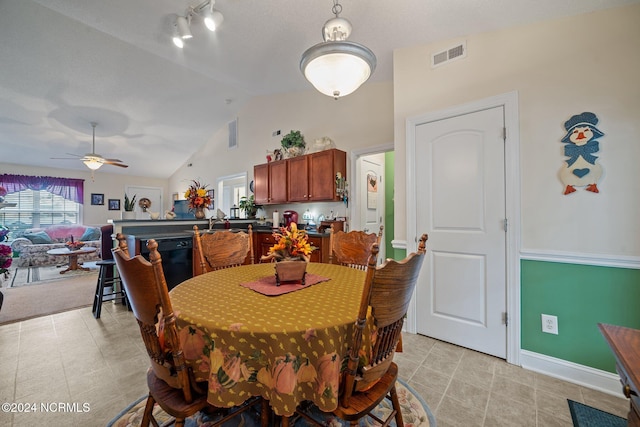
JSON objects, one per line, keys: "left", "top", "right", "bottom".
{"left": 79, "top": 227, "right": 100, "bottom": 242}
{"left": 24, "top": 231, "right": 54, "bottom": 244}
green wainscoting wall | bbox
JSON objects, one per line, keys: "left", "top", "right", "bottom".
{"left": 384, "top": 151, "right": 407, "bottom": 261}
{"left": 521, "top": 259, "right": 640, "bottom": 373}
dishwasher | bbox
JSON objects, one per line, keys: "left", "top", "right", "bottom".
{"left": 137, "top": 234, "right": 193, "bottom": 290}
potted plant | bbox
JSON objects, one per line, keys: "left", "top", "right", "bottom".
{"left": 281, "top": 130, "right": 305, "bottom": 157}
{"left": 122, "top": 193, "right": 137, "bottom": 220}
{"left": 239, "top": 195, "right": 260, "bottom": 219}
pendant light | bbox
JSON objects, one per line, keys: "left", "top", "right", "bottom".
{"left": 300, "top": 0, "right": 376, "bottom": 99}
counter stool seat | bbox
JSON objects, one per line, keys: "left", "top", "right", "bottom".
{"left": 92, "top": 259, "right": 128, "bottom": 318}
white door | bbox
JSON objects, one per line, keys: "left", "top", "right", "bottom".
{"left": 415, "top": 106, "right": 507, "bottom": 358}
{"left": 358, "top": 154, "right": 385, "bottom": 261}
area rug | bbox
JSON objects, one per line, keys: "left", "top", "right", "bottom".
{"left": 8, "top": 264, "right": 98, "bottom": 287}
{"left": 568, "top": 400, "right": 627, "bottom": 427}
{"left": 107, "top": 379, "right": 435, "bottom": 427}
{"left": 0, "top": 268, "right": 97, "bottom": 324}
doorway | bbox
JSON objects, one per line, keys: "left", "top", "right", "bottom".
{"left": 351, "top": 144, "right": 393, "bottom": 262}
{"left": 406, "top": 92, "right": 521, "bottom": 363}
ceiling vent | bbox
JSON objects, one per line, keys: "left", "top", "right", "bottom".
{"left": 431, "top": 41, "right": 466, "bottom": 68}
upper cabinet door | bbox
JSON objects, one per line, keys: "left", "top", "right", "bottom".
{"left": 254, "top": 163, "right": 269, "bottom": 205}
{"left": 269, "top": 160, "right": 288, "bottom": 204}
{"left": 287, "top": 156, "right": 309, "bottom": 202}
{"left": 309, "top": 149, "right": 346, "bottom": 201}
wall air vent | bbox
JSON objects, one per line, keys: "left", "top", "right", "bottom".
{"left": 431, "top": 41, "right": 466, "bottom": 68}
{"left": 228, "top": 118, "right": 238, "bottom": 149}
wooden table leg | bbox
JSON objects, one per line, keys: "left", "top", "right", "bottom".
{"left": 59, "top": 254, "right": 90, "bottom": 274}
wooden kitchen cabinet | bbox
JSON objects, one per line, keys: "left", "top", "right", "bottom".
{"left": 254, "top": 160, "right": 288, "bottom": 205}
{"left": 285, "top": 149, "right": 347, "bottom": 202}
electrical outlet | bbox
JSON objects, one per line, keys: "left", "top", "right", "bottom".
{"left": 541, "top": 314, "right": 558, "bottom": 335}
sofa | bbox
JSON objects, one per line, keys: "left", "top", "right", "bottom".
{"left": 10, "top": 224, "right": 102, "bottom": 268}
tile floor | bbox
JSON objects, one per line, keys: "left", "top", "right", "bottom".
{"left": 0, "top": 304, "right": 630, "bottom": 426}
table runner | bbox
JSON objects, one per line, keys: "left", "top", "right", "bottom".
{"left": 240, "top": 273, "right": 330, "bottom": 296}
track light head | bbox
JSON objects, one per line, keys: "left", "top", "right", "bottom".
{"left": 203, "top": 7, "right": 224, "bottom": 32}
{"left": 176, "top": 16, "right": 192, "bottom": 39}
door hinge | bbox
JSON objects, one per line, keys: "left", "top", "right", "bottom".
{"left": 503, "top": 312, "right": 508, "bottom": 326}
{"left": 502, "top": 127, "right": 507, "bottom": 141}
{"left": 503, "top": 218, "right": 508, "bottom": 232}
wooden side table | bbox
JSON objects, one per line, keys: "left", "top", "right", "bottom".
{"left": 599, "top": 323, "right": 640, "bottom": 426}
{"left": 46, "top": 247, "right": 97, "bottom": 274}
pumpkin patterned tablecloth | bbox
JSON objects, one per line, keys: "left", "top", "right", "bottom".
{"left": 169, "top": 263, "right": 367, "bottom": 417}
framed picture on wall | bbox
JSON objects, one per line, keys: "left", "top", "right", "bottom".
{"left": 108, "top": 199, "right": 121, "bottom": 210}
{"left": 91, "top": 193, "right": 104, "bottom": 205}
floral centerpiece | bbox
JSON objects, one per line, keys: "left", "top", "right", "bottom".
{"left": 184, "top": 180, "right": 212, "bottom": 219}
{"left": 262, "top": 223, "right": 316, "bottom": 285}
{"left": 0, "top": 185, "right": 7, "bottom": 203}
{"left": 262, "top": 222, "right": 316, "bottom": 262}
{"left": 0, "top": 243, "right": 12, "bottom": 278}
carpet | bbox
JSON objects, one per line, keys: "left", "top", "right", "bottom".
{"left": 108, "top": 379, "right": 435, "bottom": 427}
{"left": 568, "top": 400, "right": 627, "bottom": 427}
{"left": 0, "top": 265, "right": 98, "bottom": 324}
{"left": 8, "top": 264, "right": 98, "bottom": 287}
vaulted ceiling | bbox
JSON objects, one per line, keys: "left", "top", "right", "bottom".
{"left": 0, "top": 0, "right": 636, "bottom": 177}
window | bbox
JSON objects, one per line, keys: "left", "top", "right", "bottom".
{"left": 0, "top": 174, "right": 84, "bottom": 239}
{"left": 1, "top": 190, "right": 81, "bottom": 235}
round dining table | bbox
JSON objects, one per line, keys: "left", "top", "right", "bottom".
{"left": 169, "top": 262, "right": 367, "bottom": 417}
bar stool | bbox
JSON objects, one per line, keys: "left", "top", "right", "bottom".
{"left": 92, "top": 259, "right": 128, "bottom": 318}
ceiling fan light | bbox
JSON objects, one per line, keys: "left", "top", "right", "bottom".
{"left": 83, "top": 158, "right": 103, "bottom": 170}
{"left": 301, "top": 41, "right": 376, "bottom": 99}
{"left": 203, "top": 9, "right": 224, "bottom": 31}
{"left": 176, "top": 16, "right": 192, "bottom": 39}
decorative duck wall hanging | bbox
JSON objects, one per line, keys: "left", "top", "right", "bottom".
{"left": 559, "top": 112, "right": 604, "bottom": 195}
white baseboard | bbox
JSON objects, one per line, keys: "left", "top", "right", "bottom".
{"left": 520, "top": 350, "right": 624, "bottom": 398}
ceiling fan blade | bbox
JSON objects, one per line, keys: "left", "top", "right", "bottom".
{"left": 103, "top": 161, "right": 129, "bottom": 168}
{"left": 102, "top": 158, "right": 124, "bottom": 163}
{"left": 50, "top": 157, "right": 80, "bottom": 160}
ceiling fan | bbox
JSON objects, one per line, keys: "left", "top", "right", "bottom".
{"left": 52, "top": 122, "right": 129, "bottom": 170}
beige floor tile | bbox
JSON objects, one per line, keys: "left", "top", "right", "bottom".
{"left": 435, "top": 395, "right": 485, "bottom": 427}
{"left": 491, "top": 374, "right": 536, "bottom": 405}
{"left": 445, "top": 378, "right": 490, "bottom": 411}
{"left": 537, "top": 410, "right": 574, "bottom": 427}
{"left": 485, "top": 393, "right": 536, "bottom": 427}
{"left": 535, "top": 373, "right": 583, "bottom": 402}
{"left": 536, "top": 389, "right": 574, "bottom": 422}
{"left": 580, "top": 385, "right": 630, "bottom": 419}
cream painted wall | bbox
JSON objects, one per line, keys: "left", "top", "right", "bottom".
{"left": 169, "top": 82, "right": 394, "bottom": 220}
{"left": 0, "top": 162, "right": 169, "bottom": 226}
{"left": 393, "top": 4, "right": 640, "bottom": 257}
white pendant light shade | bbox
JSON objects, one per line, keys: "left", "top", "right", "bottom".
{"left": 300, "top": 2, "right": 376, "bottom": 99}
{"left": 301, "top": 41, "right": 375, "bottom": 99}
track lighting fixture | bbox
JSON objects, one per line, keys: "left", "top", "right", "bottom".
{"left": 171, "top": 0, "right": 224, "bottom": 48}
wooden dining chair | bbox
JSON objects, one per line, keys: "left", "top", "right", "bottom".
{"left": 192, "top": 225, "right": 254, "bottom": 276}
{"left": 113, "top": 233, "right": 268, "bottom": 427}
{"left": 288, "top": 233, "right": 428, "bottom": 427}
{"left": 329, "top": 224, "right": 384, "bottom": 270}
